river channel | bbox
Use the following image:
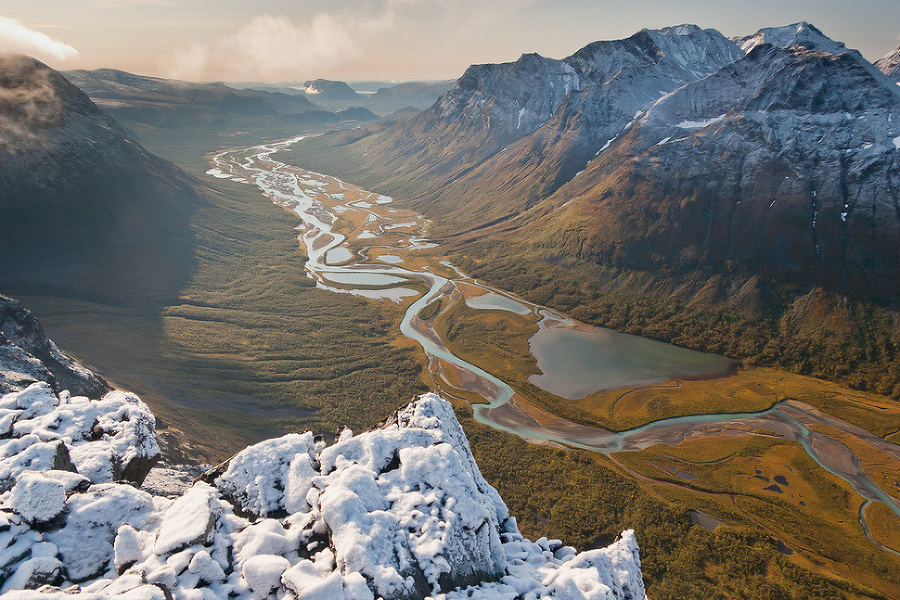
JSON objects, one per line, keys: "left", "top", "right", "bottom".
{"left": 209, "top": 136, "right": 900, "bottom": 535}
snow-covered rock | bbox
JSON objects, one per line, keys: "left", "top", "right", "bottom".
{"left": 0, "top": 394, "right": 646, "bottom": 599}
{"left": 0, "top": 382, "right": 160, "bottom": 491}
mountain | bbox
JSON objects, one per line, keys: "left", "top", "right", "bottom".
{"left": 875, "top": 45, "right": 900, "bottom": 82}
{"left": 241, "top": 79, "right": 455, "bottom": 116}
{"left": 0, "top": 55, "right": 203, "bottom": 302}
{"left": 300, "top": 78, "right": 361, "bottom": 100}
{"left": 285, "top": 24, "right": 900, "bottom": 301}
{"left": 62, "top": 69, "right": 378, "bottom": 158}
{"left": 284, "top": 25, "right": 745, "bottom": 228}
{"left": 523, "top": 41, "right": 900, "bottom": 299}
{"left": 732, "top": 21, "right": 847, "bottom": 54}
{"left": 63, "top": 68, "right": 324, "bottom": 118}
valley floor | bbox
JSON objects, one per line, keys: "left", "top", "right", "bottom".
{"left": 23, "top": 133, "right": 900, "bottom": 600}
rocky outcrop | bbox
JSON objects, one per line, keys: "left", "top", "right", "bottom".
{"left": 0, "top": 294, "right": 108, "bottom": 397}
{"left": 1, "top": 394, "right": 645, "bottom": 600}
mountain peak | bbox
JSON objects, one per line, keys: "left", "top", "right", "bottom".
{"left": 301, "top": 78, "right": 360, "bottom": 100}
{"left": 875, "top": 44, "right": 900, "bottom": 82}
{"left": 0, "top": 54, "right": 108, "bottom": 150}
{"left": 652, "top": 23, "right": 704, "bottom": 36}
{"left": 734, "top": 22, "right": 847, "bottom": 55}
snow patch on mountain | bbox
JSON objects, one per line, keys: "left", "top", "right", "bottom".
{"left": 734, "top": 22, "right": 847, "bottom": 55}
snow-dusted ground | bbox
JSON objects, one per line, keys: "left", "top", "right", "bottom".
{"left": 1, "top": 382, "right": 645, "bottom": 599}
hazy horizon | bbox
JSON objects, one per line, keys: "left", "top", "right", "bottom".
{"left": 1, "top": 1, "right": 898, "bottom": 83}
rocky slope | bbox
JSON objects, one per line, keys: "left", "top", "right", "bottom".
{"left": 0, "top": 295, "right": 108, "bottom": 397}
{"left": 0, "top": 299, "right": 645, "bottom": 599}
{"left": 527, "top": 37, "right": 900, "bottom": 300}
{"left": 0, "top": 55, "right": 203, "bottom": 302}
{"left": 285, "top": 23, "right": 900, "bottom": 303}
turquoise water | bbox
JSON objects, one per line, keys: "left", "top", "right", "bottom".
{"left": 528, "top": 323, "right": 736, "bottom": 399}
{"left": 464, "top": 292, "right": 532, "bottom": 315}
{"left": 321, "top": 272, "right": 407, "bottom": 287}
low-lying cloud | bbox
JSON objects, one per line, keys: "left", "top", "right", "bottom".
{"left": 0, "top": 17, "right": 79, "bottom": 63}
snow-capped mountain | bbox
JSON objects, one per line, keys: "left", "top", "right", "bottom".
{"left": 291, "top": 23, "right": 900, "bottom": 302}
{"left": 535, "top": 39, "right": 900, "bottom": 298}
{"left": 875, "top": 45, "right": 900, "bottom": 82}
{"left": 732, "top": 21, "right": 848, "bottom": 54}
{"left": 0, "top": 298, "right": 645, "bottom": 599}
{"left": 0, "top": 56, "right": 202, "bottom": 302}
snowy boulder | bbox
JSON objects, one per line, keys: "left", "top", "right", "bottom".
{"left": 0, "top": 393, "right": 647, "bottom": 600}
{"left": 9, "top": 471, "right": 67, "bottom": 524}
{"left": 154, "top": 482, "right": 220, "bottom": 555}
{"left": 212, "top": 432, "right": 319, "bottom": 517}
{"left": 242, "top": 554, "right": 290, "bottom": 597}
{"left": 47, "top": 483, "right": 156, "bottom": 581}
{"left": 0, "top": 382, "right": 160, "bottom": 489}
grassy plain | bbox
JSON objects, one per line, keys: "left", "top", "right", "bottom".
{"left": 461, "top": 408, "right": 887, "bottom": 600}
{"left": 427, "top": 270, "right": 900, "bottom": 598}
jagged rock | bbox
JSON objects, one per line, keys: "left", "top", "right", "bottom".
{"left": 2, "top": 394, "right": 646, "bottom": 599}
{"left": 0, "top": 295, "right": 109, "bottom": 398}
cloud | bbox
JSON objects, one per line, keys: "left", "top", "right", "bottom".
{"left": 162, "top": 11, "right": 392, "bottom": 82}
{"left": 0, "top": 17, "right": 79, "bottom": 62}
{"left": 160, "top": 0, "right": 533, "bottom": 82}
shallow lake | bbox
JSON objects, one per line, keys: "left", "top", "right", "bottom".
{"left": 528, "top": 321, "right": 736, "bottom": 399}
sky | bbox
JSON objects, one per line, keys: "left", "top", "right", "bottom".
{"left": 0, "top": 0, "right": 898, "bottom": 83}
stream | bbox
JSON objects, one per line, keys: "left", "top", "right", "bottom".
{"left": 209, "top": 136, "right": 900, "bottom": 538}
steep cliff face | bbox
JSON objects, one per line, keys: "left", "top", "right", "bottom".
{"left": 0, "top": 55, "right": 202, "bottom": 302}
{"left": 534, "top": 41, "right": 900, "bottom": 299}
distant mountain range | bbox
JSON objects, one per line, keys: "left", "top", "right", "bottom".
{"left": 240, "top": 78, "right": 455, "bottom": 115}
{"left": 286, "top": 23, "right": 900, "bottom": 305}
